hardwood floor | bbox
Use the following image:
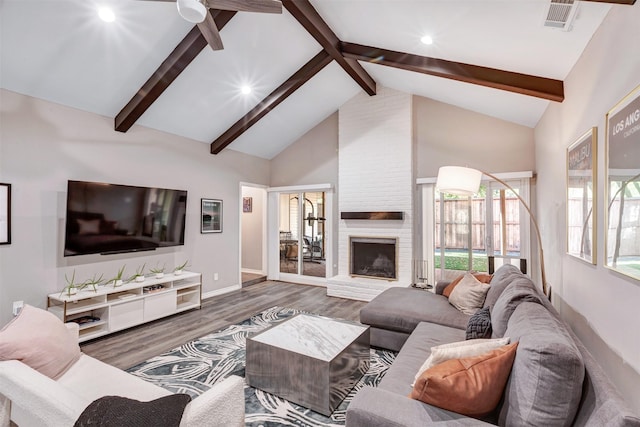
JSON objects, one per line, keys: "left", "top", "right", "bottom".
{"left": 81, "top": 281, "right": 367, "bottom": 370}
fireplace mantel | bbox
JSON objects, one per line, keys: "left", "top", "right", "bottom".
{"left": 340, "top": 211, "right": 404, "bottom": 220}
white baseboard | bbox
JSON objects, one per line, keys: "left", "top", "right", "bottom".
{"left": 277, "top": 273, "right": 327, "bottom": 287}
{"left": 202, "top": 284, "right": 241, "bottom": 300}
{"left": 241, "top": 268, "right": 265, "bottom": 275}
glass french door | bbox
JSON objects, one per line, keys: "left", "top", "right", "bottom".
{"left": 278, "top": 191, "right": 326, "bottom": 277}
{"left": 487, "top": 183, "right": 523, "bottom": 259}
{"left": 435, "top": 189, "right": 487, "bottom": 282}
{"left": 435, "top": 180, "right": 527, "bottom": 282}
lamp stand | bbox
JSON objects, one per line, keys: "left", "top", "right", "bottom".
{"left": 481, "top": 171, "right": 548, "bottom": 297}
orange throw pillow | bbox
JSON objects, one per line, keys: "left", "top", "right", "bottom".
{"left": 443, "top": 273, "right": 492, "bottom": 298}
{"left": 410, "top": 342, "right": 518, "bottom": 417}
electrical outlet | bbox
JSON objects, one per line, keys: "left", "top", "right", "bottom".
{"left": 12, "top": 301, "right": 24, "bottom": 316}
{"left": 214, "top": 273, "right": 219, "bottom": 281}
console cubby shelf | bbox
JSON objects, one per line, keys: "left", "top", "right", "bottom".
{"left": 47, "top": 271, "right": 201, "bottom": 343}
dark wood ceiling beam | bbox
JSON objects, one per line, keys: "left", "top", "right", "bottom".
{"left": 210, "top": 50, "right": 332, "bottom": 154}
{"left": 282, "top": 0, "right": 376, "bottom": 96}
{"left": 115, "top": 10, "right": 236, "bottom": 133}
{"left": 340, "top": 42, "right": 564, "bottom": 102}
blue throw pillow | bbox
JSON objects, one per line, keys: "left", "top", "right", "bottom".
{"left": 466, "top": 306, "right": 492, "bottom": 340}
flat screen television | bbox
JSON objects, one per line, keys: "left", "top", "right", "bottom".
{"left": 64, "top": 180, "right": 187, "bottom": 256}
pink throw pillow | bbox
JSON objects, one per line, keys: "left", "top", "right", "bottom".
{"left": 0, "top": 304, "right": 81, "bottom": 379}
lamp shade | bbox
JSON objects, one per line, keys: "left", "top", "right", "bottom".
{"left": 436, "top": 166, "right": 482, "bottom": 196}
{"left": 177, "top": 0, "right": 207, "bottom": 23}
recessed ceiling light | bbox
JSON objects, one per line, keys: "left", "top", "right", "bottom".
{"left": 98, "top": 6, "right": 116, "bottom": 23}
{"left": 420, "top": 35, "right": 433, "bottom": 45}
{"left": 241, "top": 85, "right": 252, "bottom": 95}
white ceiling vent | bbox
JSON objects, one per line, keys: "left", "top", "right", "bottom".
{"left": 543, "top": 0, "right": 579, "bottom": 31}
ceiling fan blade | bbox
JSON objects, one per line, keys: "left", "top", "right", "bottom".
{"left": 205, "top": 0, "right": 282, "bottom": 14}
{"left": 197, "top": 12, "right": 224, "bottom": 50}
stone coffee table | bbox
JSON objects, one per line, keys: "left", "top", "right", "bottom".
{"left": 245, "top": 313, "right": 370, "bottom": 416}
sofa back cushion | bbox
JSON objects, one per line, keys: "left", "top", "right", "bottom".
{"left": 483, "top": 264, "right": 525, "bottom": 312}
{"left": 490, "top": 276, "right": 542, "bottom": 338}
{"left": 499, "top": 302, "right": 585, "bottom": 426}
{"left": 572, "top": 338, "right": 640, "bottom": 426}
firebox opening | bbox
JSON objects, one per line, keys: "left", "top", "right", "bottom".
{"left": 350, "top": 236, "right": 397, "bottom": 280}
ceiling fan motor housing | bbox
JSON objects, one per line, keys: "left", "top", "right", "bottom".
{"left": 177, "top": 0, "right": 207, "bottom": 23}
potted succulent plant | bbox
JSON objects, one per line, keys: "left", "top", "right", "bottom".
{"left": 173, "top": 260, "right": 190, "bottom": 276}
{"left": 109, "top": 265, "right": 126, "bottom": 288}
{"left": 149, "top": 263, "right": 166, "bottom": 279}
{"left": 60, "top": 270, "right": 80, "bottom": 297}
{"left": 129, "top": 263, "right": 146, "bottom": 283}
{"left": 80, "top": 273, "right": 104, "bottom": 293}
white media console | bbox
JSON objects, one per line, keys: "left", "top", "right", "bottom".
{"left": 47, "top": 271, "right": 201, "bottom": 342}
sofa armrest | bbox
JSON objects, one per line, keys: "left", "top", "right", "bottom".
{"left": 65, "top": 322, "right": 80, "bottom": 341}
{"left": 0, "top": 360, "right": 89, "bottom": 427}
{"left": 346, "top": 386, "right": 493, "bottom": 427}
{"left": 180, "top": 375, "right": 245, "bottom": 427}
{"left": 435, "top": 280, "right": 451, "bottom": 295}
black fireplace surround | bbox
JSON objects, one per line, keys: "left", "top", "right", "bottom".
{"left": 350, "top": 237, "right": 397, "bottom": 280}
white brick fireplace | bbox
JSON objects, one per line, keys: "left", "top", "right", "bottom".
{"left": 327, "top": 87, "right": 414, "bottom": 301}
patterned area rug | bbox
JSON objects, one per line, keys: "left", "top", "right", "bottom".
{"left": 127, "top": 307, "right": 396, "bottom": 427}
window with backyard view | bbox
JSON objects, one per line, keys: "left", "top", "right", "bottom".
{"left": 435, "top": 182, "right": 527, "bottom": 282}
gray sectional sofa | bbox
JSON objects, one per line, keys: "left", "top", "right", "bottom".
{"left": 346, "top": 264, "right": 640, "bottom": 426}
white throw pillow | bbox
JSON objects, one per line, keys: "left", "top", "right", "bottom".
{"left": 412, "top": 337, "right": 511, "bottom": 386}
{"left": 448, "top": 273, "right": 491, "bottom": 315}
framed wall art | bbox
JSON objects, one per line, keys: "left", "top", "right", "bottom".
{"left": 605, "top": 83, "right": 640, "bottom": 280}
{"left": 566, "top": 128, "right": 597, "bottom": 264}
{"left": 201, "top": 198, "right": 222, "bottom": 233}
{"left": 243, "top": 197, "right": 252, "bottom": 213}
{"left": 0, "top": 183, "right": 10, "bottom": 245}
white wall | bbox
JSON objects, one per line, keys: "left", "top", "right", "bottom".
{"left": 414, "top": 96, "right": 535, "bottom": 177}
{"left": 535, "top": 6, "right": 640, "bottom": 410}
{"left": 0, "top": 90, "right": 270, "bottom": 325}
{"left": 328, "top": 87, "right": 414, "bottom": 300}
{"left": 270, "top": 112, "right": 339, "bottom": 187}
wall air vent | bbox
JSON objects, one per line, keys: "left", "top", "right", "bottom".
{"left": 543, "top": 0, "right": 579, "bottom": 31}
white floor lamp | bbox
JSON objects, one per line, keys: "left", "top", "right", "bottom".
{"left": 436, "top": 166, "right": 548, "bottom": 297}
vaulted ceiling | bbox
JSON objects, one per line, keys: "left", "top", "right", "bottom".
{"left": 1, "top": 0, "right": 635, "bottom": 159}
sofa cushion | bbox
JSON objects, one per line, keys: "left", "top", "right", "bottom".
{"left": 413, "top": 337, "right": 510, "bottom": 385}
{"left": 449, "top": 274, "right": 490, "bottom": 315}
{"left": 379, "top": 322, "right": 466, "bottom": 396}
{"left": 360, "top": 288, "right": 470, "bottom": 333}
{"left": 0, "top": 305, "right": 80, "bottom": 380}
{"left": 465, "top": 307, "right": 492, "bottom": 339}
{"left": 74, "top": 394, "right": 191, "bottom": 427}
{"left": 499, "top": 302, "right": 585, "bottom": 426}
{"left": 347, "top": 386, "right": 496, "bottom": 426}
{"left": 490, "top": 277, "right": 542, "bottom": 338}
{"left": 483, "top": 264, "right": 522, "bottom": 311}
{"left": 410, "top": 342, "right": 518, "bottom": 418}
{"left": 58, "top": 354, "right": 170, "bottom": 402}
